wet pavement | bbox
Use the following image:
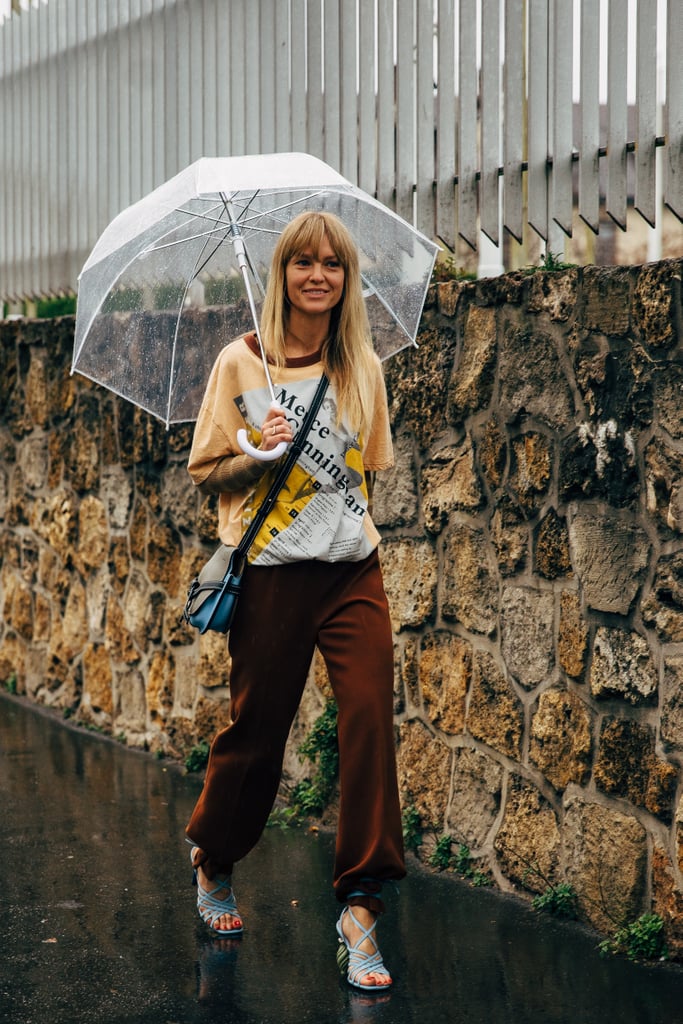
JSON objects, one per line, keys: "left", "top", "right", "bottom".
{"left": 2, "top": 693, "right": 683, "bottom": 1024}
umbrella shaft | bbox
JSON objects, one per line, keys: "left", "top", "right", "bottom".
{"left": 223, "top": 195, "right": 277, "bottom": 405}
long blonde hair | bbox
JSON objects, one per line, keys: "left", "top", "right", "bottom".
{"left": 259, "top": 211, "right": 377, "bottom": 438}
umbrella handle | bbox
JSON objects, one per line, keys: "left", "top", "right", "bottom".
{"left": 237, "top": 429, "right": 288, "bottom": 462}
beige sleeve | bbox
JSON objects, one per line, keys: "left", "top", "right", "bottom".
{"left": 363, "top": 356, "right": 394, "bottom": 470}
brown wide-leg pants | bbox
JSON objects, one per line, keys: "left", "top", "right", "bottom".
{"left": 186, "top": 548, "right": 405, "bottom": 910}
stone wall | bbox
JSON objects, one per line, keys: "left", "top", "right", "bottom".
{"left": 1, "top": 258, "right": 683, "bottom": 953}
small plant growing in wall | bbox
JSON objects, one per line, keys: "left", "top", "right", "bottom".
{"left": 429, "top": 833, "right": 454, "bottom": 871}
{"left": 531, "top": 882, "right": 579, "bottom": 920}
{"left": 185, "top": 739, "right": 211, "bottom": 774}
{"left": 598, "top": 913, "right": 668, "bottom": 962}
{"left": 289, "top": 699, "right": 339, "bottom": 819}
{"left": 522, "top": 251, "right": 578, "bottom": 275}
{"left": 4, "top": 671, "right": 17, "bottom": 695}
{"left": 452, "top": 843, "right": 491, "bottom": 887}
{"left": 402, "top": 803, "right": 423, "bottom": 854}
{"left": 430, "top": 254, "right": 477, "bottom": 283}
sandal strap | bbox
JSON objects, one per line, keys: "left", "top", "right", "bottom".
{"left": 197, "top": 877, "right": 239, "bottom": 923}
{"left": 337, "top": 907, "right": 391, "bottom": 987}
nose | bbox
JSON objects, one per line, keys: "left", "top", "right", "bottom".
{"left": 309, "top": 262, "right": 324, "bottom": 280}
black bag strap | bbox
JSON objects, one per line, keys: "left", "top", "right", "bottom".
{"left": 234, "top": 373, "right": 329, "bottom": 561}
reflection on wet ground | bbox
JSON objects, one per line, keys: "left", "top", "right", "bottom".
{"left": 2, "top": 692, "right": 683, "bottom": 1024}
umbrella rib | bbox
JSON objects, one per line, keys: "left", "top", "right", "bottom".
{"left": 361, "top": 277, "right": 415, "bottom": 348}
{"left": 165, "top": 215, "right": 235, "bottom": 425}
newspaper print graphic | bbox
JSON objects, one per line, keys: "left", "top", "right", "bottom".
{"left": 236, "top": 377, "right": 373, "bottom": 566}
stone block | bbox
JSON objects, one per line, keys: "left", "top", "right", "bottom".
{"left": 0, "top": 465, "right": 7, "bottom": 522}
{"left": 383, "top": 325, "right": 459, "bottom": 450}
{"left": 448, "top": 304, "right": 497, "bottom": 421}
{"left": 31, "top": 490, "right": 78, "bottom": 565}
{"left": 101, "top": 466, "right": 133, "bottom": 530}
{"left": 499, "top": 322, "right": 574, "bottom": 431}
{"left": 442, "top": 525, "right": 498, "bottom": 636}
{"left": 162, "top": 463, "right": 198, "bottom": 535}
{"left": 676, "top": 795, "right": 683, "bottom": 875}
{"left": 146, "top": 651, "right": 175, "bottom": 723}
{"left": 67, "top": 398, "right": 101, "bottom": 493}
{"left": 396, "top": 719, "right": 452, "bottom": 828}
{"left": 490, "top": 496, "right": 528, "bottom": 576}
{"left": 33, "top": 592, "right": 51, "bottom": 644}
{"left": 105, "top": 596, "right": 140, "bottom": 665}
{"left": 501, "top": 586, "right": 554, "bottom": 689}
{"left": 527, "top": 267, "right": 579, "bottom": 321}
{"left": 642, "top": 552, "right": 683, "bottom": 642}
{"left": 564, "top": 796, "right": 647, "bottom": 933}
{"left": 530, "top": 688, "right": 592, "bottom": 791}
{"left": 534, "top": 508, "right": 571, "bottom": 579}
{"left": 582, "top": 266, "right": 632, "bottom": 336}
{"left": 644, "top": 436, "right": 683, "bottom": 535}
{"left": 436, "top": 279, "right": 472, "bottom": 318}
{"left": 20, "top": 437, "right": 49, "bottom": 491}
{"left": 632, "top": 261, "right": 680, "bottom": 351}
{"left": 661, "top": 656, "right": 683, "bottom": 751}
{"left": 197, "top": 631, "right": 232, "bottom": 691}
{"left": 147, "top": 520, "right": 182, "bottom": 597}
{"left": 494, "top": 778, "right": 561, "bottom": 893}
{"left": 122, "top": 569, "right": 154, "bottom": 649}
{"left": 396, "top": 635, "right": 419, "bottom": 713}
{"left": 60, "top": 577, "right": 89, "bottom": 662}
{"left": 372, "top": 434, "right": 419, "bottom": 529}
{"left": 379, "top": 539, "right": 438, "bottom": 633}
{"left": 25, "top": 350, "right": 49, "bottom": 429}
{"left": 558, "top": 591, "right": 588, "bottom": 679}
{"left": 653, "top": 362, "right": 683, "bottom": 440}
{"left": 595, "top": 718, "right": 677, "bottom": 821}
{"left": 568, "top": 511, "right": 649, "bottom": 614}
{"left": 419, "top": 631, "right": 471, "bottom": 734}
{"left": 466, "top": 651, "right": 524, "bottom": 759}
{"left": 82, "top": 642, "right": 113, "bottom": 717}
{"left": 652, "top": 845, "right": 683, "bottom": 960}
{"left": 193, "top": 695, "right": 230, "bottom": 746}
{"left": 509, "top": 433, "right": 552, "bottom": 513}
{"left": 7, "top": 576, "right": 33, "bottom": 641}
{"left": 446, "top": 747, "right": 503, "bottom": 849}
{"left": 590, "top": 626, "right": 657, "bottom": 705}
{"left": 108, "top": 536, "right": 130, "bottom": 596}
{"left": 78, "top": 495, "right": 109, "bottom": 572}
{"left": 477, "top": 416, "right": 506, "bottom": 491}
{"left": 114, "top": 667, "right": 147, "bottom": 732}
{"left": 0, "top": 632, "right": 26, "bottom": 691}
{"left": 421, "top": 440, "right": 483, "bottom": 534}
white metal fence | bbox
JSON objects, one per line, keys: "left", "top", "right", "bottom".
{"left": 1, "top": 0, "right": 681, "bottom": 302}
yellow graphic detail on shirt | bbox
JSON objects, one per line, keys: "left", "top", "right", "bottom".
{"left": 343, "top": 438, "right": 366, "bottom": 496}
{"left": 245, "top": 463, "right": 320, "bottom": 561}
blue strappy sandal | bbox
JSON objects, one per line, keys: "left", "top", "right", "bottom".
{"left": 191, "top": 848, "right": 244, "bottom": 937}
{"left": 336, "top": 906, "right": 392, "bottom": 990}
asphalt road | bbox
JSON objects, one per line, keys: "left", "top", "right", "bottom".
{"left": 2, "top": 691, "right": 683, "bottom": 1024}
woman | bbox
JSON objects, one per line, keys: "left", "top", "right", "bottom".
{"left": 185, "top": 211, "right": 405, "bottom": 990}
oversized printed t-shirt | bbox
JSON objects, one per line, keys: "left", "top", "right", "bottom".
{"left": 188, "top": 334, "right": 394, "bottom": 565}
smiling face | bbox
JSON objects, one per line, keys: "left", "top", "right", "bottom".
{"left": 284, "top": 233, "right": 345, "bottom": 319}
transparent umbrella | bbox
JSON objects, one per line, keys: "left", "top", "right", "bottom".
{"left": 73, "top": 152, "right": 439, "bottom": 438}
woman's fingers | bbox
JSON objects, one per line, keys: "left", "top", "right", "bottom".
{"left": 260, "top": 412, "right": 293, "bottom": 451}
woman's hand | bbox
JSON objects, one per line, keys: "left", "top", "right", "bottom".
{"left": 260, "top": 407, "right": 293, "bottom": 453}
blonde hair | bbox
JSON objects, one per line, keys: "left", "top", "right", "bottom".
{"left": 259, "top": 211, "right": 377, "bottom": 438}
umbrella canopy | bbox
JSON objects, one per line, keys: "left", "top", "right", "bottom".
{"left": 73, "top": 153, "right": 439, "bottom": 426}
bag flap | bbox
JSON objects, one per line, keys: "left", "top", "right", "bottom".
{"left": 197, "top": 544, "right": 237, "bottom": 585}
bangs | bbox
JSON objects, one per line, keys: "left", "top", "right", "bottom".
{"left": 280, "top": 212, "right": 355, "bottom": 268}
